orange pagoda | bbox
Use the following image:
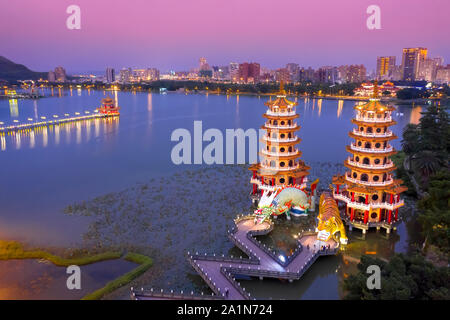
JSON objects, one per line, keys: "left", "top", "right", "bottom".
{"left": 249, "top": 83, "right": 310, "bottom": 204}
{"left": 97, "top": 97, "right": 120, "bottom": 115}
{"left": 331, "top": 83, "right": 407, "bottom": 234}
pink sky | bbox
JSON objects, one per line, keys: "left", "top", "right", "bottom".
{"left": 0, "top": 0, "right": 449, "bottom": 72}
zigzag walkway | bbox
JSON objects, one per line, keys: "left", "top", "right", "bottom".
{"left": 132, "top": 215, "right": 339, "bottom": 300}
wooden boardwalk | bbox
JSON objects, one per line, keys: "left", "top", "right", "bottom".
{"left": 133, "top": 215, "right": 339, "bottom": 300}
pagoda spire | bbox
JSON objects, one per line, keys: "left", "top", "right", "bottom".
{"left": 372, "top": 80, "right": 379, "bottom": 99}
{"left": 279, "top": 81, "right": 286, "bottom": 95}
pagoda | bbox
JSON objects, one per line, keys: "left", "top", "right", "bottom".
{"left": 331, "top": 82, "right": 407, "bottom": 234}
{"left": 97, "top": 97, "right": 120, "bottom": 115}
{"left": 249, "top": 83, "right": 310, "bottom": 204}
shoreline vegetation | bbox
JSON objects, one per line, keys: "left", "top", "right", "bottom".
{"left": 82, "top": 252, "right": 153, "bottom": 300}
{"left": 0, "top": 240, "right": 153, "bottom": 300}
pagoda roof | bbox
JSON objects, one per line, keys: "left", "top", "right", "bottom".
{"left": 332, "top": 174, "right": 407, "bottom": 194}
{"left": 354, "top": 99, "right": 396, "bottom": 113}
{"left": 343, "top": 160, "right": 397, "bottom": 173}
{"left": 264, "top": 81, "right": 297, "bottom": 108}
{"left": 265, "top": 95, "right": 298, "bottom": 108}
{"left": 348, "top": 131, "right": 397, "bottom": 141}
{"left": 345, "top": 145, "right": 397, "bottom": 156}
{"left": 249, "top": 163, "right": 310, "bottom": 177}
{"left": 351, "top": 118, "right": 397, "bottom": 127}
{"left": 101, "top": 97, "right": 115, "bottom": 104}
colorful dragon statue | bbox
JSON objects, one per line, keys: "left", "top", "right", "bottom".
{"left": 254, "top": 180, "right": 319, "bottom": 224}
{"left": 316, "top": 192, "right": 348, "bottom": 244}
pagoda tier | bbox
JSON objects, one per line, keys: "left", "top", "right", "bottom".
{"left": 331, "top": 85, "right": 407, "bottom": 234}
{"left": 249, "top": 84, "right": 310, "bottom": 198}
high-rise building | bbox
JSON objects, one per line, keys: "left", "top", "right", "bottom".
{"left": 275, "top": 68, "right": 290, "bottom": 83}
{"left": 146, "top": 68, "right": 160, "bottom": 81}
{"left": 417, "top": 57, "right": 444, "bottom": 82}
{"left": 106, "top": 67, "right": 115, "bottom": 83}
{"left": 229, "top": 62, "right": 239, "bottom": 82}
{"left": 376, "top": 56, "right": 396, "bottom": 80}
{"left": 238, "top": 62, "right": 260, "bottom": 83}
{"left": 54, "top": 66, "right": 67, "bottom": 82}
{"left": 286, "top": 63, "right": 300, "bottom": 82}
{"left": 401, "top": 47, "right": 427, "bottom": 81}
{"left": 199, "top": 57, "right": 208, "bottom": 69}
{"left": 339, "top": 65, "right": 366, "bottom": 83}
{"left": 300, "top": 67, "right": 315, "bottom": 82}
{"left": 119, "top": 68, "right": 132, "bottom": 83}
{"left": 435, "top": 65, "right": 450, "bottom": 84}
{"left": 316, "top": 66, "right": 338, "bottom": 83}
{"left": 48, "top": 71, "right": 56, "bottom": 82}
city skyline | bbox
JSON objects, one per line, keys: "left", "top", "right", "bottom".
{"left": 1, "top": 0, "right": 449, "bottom": 73}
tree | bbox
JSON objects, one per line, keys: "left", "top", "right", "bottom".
{"left": 414, "top": 150, "right": 442, "bottom": 183}
{"left": 343, "top": 253, "right": 450, "bottom": 300}
{"left": 402, "top": 124, "right": 421, "bottom": 169}
{"left": 417, "top": 170, "right": 450, "bottom": 253}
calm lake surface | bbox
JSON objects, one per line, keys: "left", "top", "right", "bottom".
{"left": 0, "top": 89, "right": 424, "bottom": 299}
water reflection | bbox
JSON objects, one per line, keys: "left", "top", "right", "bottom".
{"left": 317, "top": 99, "right": 322, "bottom": 117}
{"left": 337, "top": 100, "right": 344, "bottom": 118}
{"left": 0, "top": 117, "right": 119, "bottom": 151}
{"left": 9, "top": 99, "right": 19, "bottom": 117}
{"left": 409, "top": 106, "right": 422, "bottom": 124}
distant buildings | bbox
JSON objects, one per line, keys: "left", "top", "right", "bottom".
{"left": 119, "top": 68, "right": 132, "bottom": 83}
{"left": 48, "top": 71, "right": 56, "bottom": 82}
{"left": 54, "top": 66, "right": 67, "bottom": 82}
{"left": 106, "top": 67, "right": 115, "bottom": 83}
{"left": 285, "top": 63, "right": 300, "bottom": 82}
{"left": 376, "top": 56, "right": 396, "bottom": 80}
{"left": 275, "top": 68, "right": 290, "bottom": 83}
{"left": 338, "top": 65, "right": 366, "bottom": 83}
{"left": 435, "top": 65, "right": 450, "bottom": 84}
{"left": 316, "top": 66, "right": 338, "bottom": 83}
{"left": 48, "top": 66, "right": 66, "bottom": 82}
{"left": 229, "top": 62, "right": 239, "bottom": 82}
{"left": 118, "top": 67, "right": 159, "bottom": 83}
{"left": 55, "top": 47, "right": 446, "bottom": 86}
{"left": 198, "top": 57, "right": 212, "bottom": 78}
{"left": 238, "top": 62, "right": 260, "bottom": 83}
{"left": 401, "top": 47, "right": 427, "bottom": 81}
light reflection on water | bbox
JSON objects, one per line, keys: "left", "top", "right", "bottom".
{"left": 0, "top": 259, "right": 137, "bottom": 300}
{"left": 0, "top": 117, "right": 119, "bottom": 151}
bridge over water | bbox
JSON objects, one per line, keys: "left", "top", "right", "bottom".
{"left": 132, "top": 215, "right": 339, "bottom": 300}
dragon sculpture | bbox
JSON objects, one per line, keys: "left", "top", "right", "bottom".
{"left": 316, "top": 192, "right": 348, "bottom": 244}
{"left": 254, "top": 179, "right": 319, "bottom": 224}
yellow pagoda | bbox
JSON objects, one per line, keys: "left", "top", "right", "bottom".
{"left": 331, "top": 83, "right": 407, "bottom": 234}
{"left": 249, "top": 83, "right": 310, "bottom": 204}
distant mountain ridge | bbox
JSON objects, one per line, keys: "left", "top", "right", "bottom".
{"left": 0, "top": 56, "right": 48, "bottom": 82}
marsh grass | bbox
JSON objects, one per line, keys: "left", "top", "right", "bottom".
{"left": 82, "top": 252, "right": 153, "bottom": 300}
{"left": 0, "top": 240, "right": 121, "bottom": 266}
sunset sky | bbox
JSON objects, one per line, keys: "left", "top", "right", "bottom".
{"left": 1, "top": 0, "right": 449, "bottom": 73}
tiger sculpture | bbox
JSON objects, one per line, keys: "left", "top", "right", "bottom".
{"left": 316, "top": 192, "right": 348, "bottom": 244}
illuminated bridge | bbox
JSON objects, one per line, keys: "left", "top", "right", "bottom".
{"left": 0, "top": 112, "right": 119, "bottom": 134}
{"left": 132, "top": 215, "right": 339, "bottom": 300}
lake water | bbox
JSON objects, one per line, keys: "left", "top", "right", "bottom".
{"left": 0, "top": 89, "right": 424, "bottom": 299}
